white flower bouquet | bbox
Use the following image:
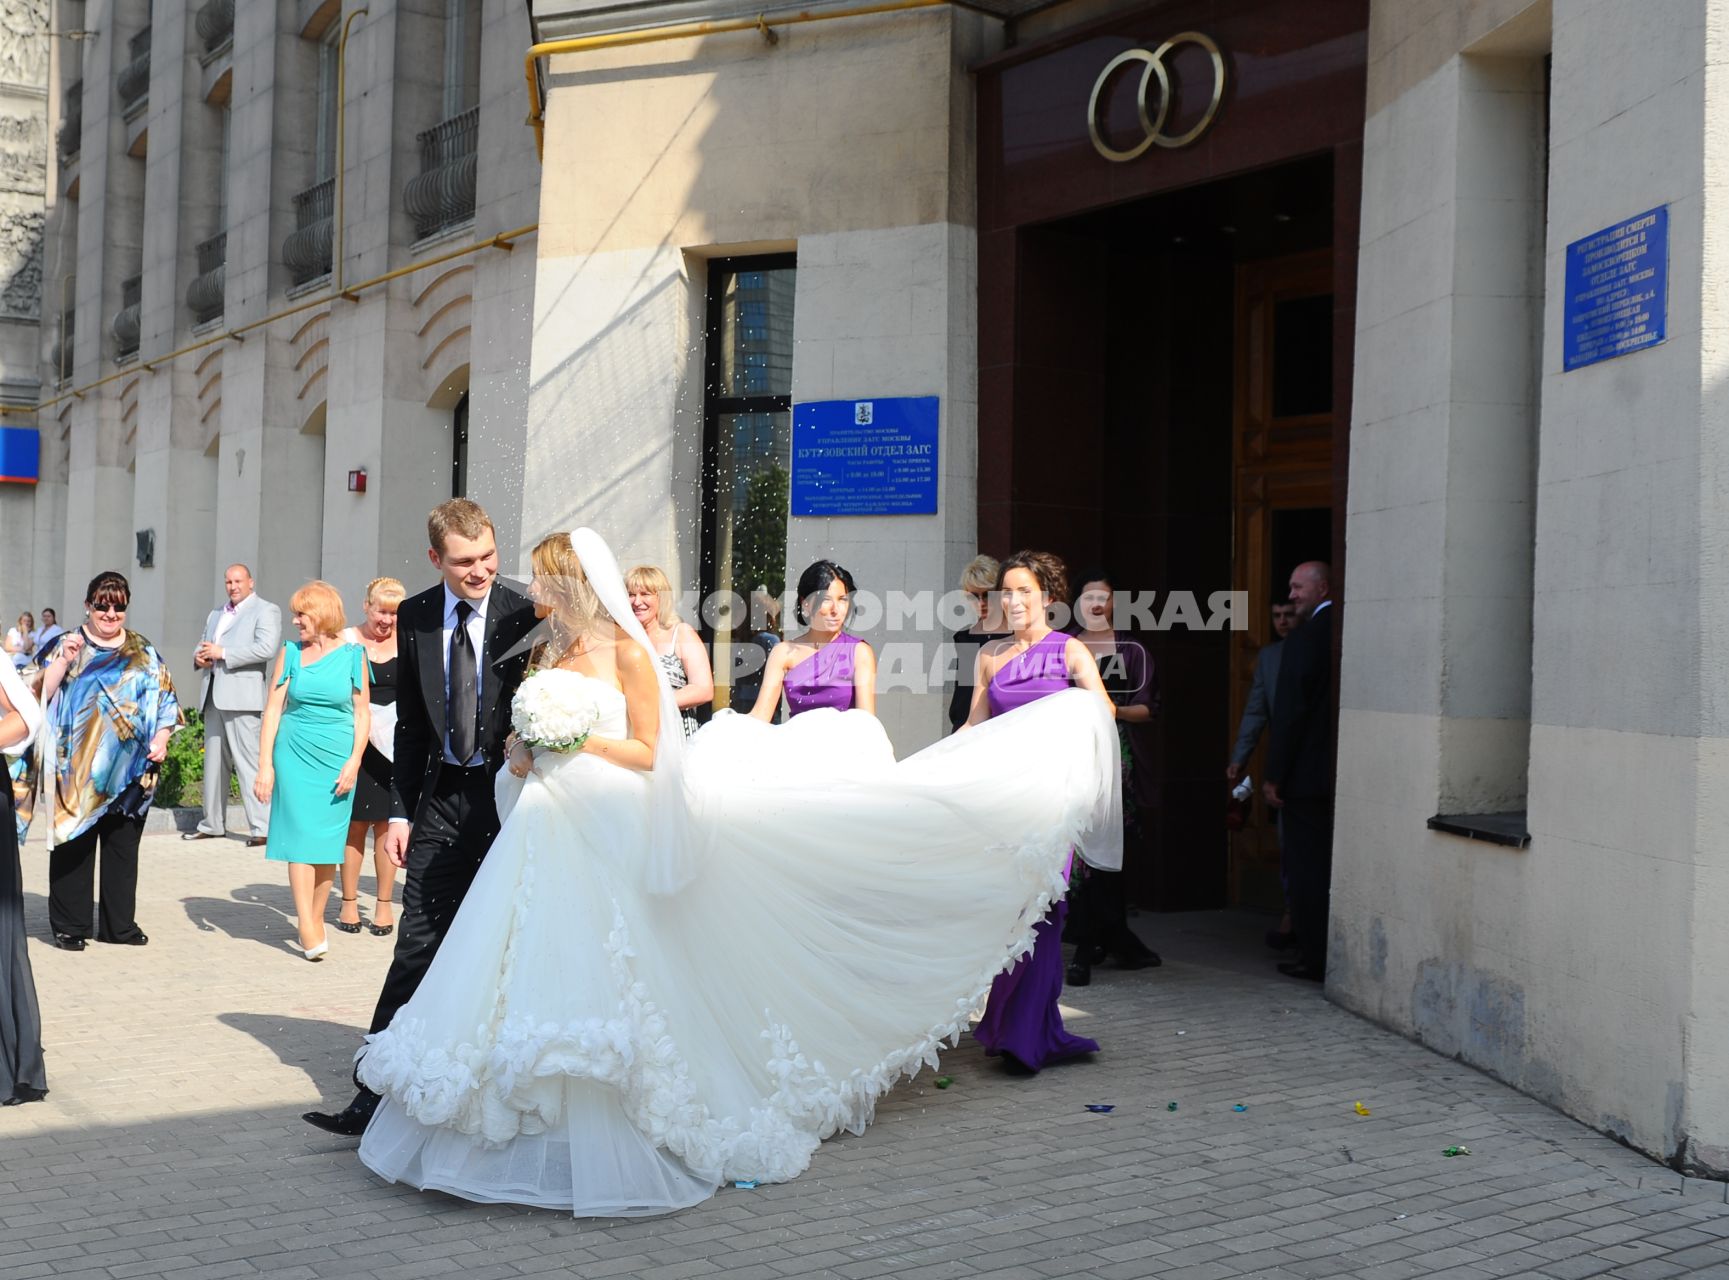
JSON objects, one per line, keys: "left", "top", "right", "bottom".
{"left": 511, "top": 668, "right": 601, "bottom": 753}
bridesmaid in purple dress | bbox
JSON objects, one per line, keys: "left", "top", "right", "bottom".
{"left": 748, "top": 560, "right": 878, "bottom": 719}
{"left": 962, "top": 550, "right": 1115, "bottom": 1072}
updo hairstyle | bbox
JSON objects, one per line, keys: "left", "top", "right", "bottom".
{"left": 996, "top": 550, "right": 1068, "bottom": 608}
{"left": 794, "top": 559, "right": 857, "bottom": 626}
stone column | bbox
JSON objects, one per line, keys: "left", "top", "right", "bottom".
{"left": 128, "top": 0, "right": 221, "bottom": 665}
{"left": 60, "top": 0, "right": 151, "bottom": 609}
{"left": 214, "top": 0, "right": 324, "bottom": 613}
{"left": 0, "top": 0, "right": 49, "bottom": 611}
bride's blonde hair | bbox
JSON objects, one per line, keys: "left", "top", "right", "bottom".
{"left": 530, "top": 532, "right": 609, "bottom": 664}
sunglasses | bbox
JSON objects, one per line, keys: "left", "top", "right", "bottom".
{"left": 88, "top": 602, "right": 128, "bottom": 616}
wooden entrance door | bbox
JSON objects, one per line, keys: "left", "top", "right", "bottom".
{"left": 1229, "top": 250, "right": 1335, "bottom": 909}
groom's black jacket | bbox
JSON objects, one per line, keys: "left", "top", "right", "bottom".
{"left": 389, "top": 578, "right": 539, "bottom": 823}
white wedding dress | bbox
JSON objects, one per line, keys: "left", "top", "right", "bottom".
{"left": 356, "top": 530, "right": 1120, "bottom": 1217}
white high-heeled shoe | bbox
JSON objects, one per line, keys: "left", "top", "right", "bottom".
{"left": 298, "top": 938, "right": 329, "bottom": 962}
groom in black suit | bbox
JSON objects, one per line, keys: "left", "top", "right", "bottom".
{"left": 305, "top": 499, "right": 539, "bottom": 1135}
{"left": 1263, "top": 561, "right": 1336, "bottom": 984}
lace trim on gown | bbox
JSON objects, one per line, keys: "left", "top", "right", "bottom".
{"left": 356, "top": 827, "right": 1072, "bottom": 1185}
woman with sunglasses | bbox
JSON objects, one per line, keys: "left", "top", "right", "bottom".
{"left": 34, "top": 572, "right": 182, "bottom": 950}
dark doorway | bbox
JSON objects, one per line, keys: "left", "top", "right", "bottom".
{"left": 1271, "top": 508, "right": 1333, "bottom": 601}
{"left": 1009, "top": 154, "right": 1339, "bottom": 911}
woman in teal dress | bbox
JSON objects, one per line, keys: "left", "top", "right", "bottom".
{"left": 255, "top": 581, "right": 369, "bottom": 961}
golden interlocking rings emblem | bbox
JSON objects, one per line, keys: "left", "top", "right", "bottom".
{"left": 1086, "top": 32, "right": 1226, "bottom": 163}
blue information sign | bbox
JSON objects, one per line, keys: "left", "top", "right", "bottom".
{"left": 790, "top": 397, "right": 939, "bottom": 517}
{"left": 0, "top": 427, "right": 38, "bottom": 484}
{"left": 1563, "top": 206, "right": 1668, "bottom": 371}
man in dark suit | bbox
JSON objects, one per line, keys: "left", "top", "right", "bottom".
{"left": 304, "top": 499, "right": 539, "bottom": 1135}
{"left": 1263, "top": 561, "right": 1335, "bottom": 983}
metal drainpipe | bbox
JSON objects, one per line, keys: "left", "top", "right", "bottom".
{"left": 335, "top": 7, "right": 369, "bottom": 298}
{"left": 521, "top": 0, "right": 951, "bottom": 160}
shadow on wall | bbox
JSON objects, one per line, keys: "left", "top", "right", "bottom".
{"left": 523, "top": 57, "right": 771, "bottom": 562}
{"left": 526, "top": 269, "right": 686, "bottom": 554}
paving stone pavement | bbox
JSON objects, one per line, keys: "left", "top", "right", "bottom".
{"left": 4, "top": 831, "right": 1729, "bottom": 1280}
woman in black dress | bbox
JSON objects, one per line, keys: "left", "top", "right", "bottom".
{"left": 337, "top": 577, "right": 402, "bottom": 937}
{"left": 947, "top": 555, "right": 1008, "bottom": 733}
{"left": 0, "top": 655, "right": 45, "bottom": 1103}
{"left": 1066, "top": 570, "right": 1160, "bottom": 985}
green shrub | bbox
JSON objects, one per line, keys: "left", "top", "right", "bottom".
{"left": 156, "top": 709, "right": 240, "bottom": 809}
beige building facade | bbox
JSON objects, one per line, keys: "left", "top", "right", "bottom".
{"left": 1332, "top": 0, "right": 1729, "bottom": 1176}
{"left": 526, "top": 0, "right": 994, "bottom": 749}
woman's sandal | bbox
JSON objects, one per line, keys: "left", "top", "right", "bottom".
{"left": 369, "top": 899, "right": 394, "bottom": 937}
{"left": 334, "top": 896, "right": 364, "bottom": 934}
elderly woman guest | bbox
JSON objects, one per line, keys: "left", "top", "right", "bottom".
{"left": 256, "top": 582, "right": 368, "bottom": 962}
{"left": 4, "top": 612, "right": 33, "bottom": 670}
{"left": 948, "top": 555, "right": 1007, "bottom": 733}
{"left": 626, "top": 565, "right": 714, "bottom": 737}
{"left": 37, "top": 572, "right": 181, "bottom": 951}
{"left": 337, "top": 577, "right": 402, "bottom": 937}
{"left": 0, "top": 656, "right": 45, "bottom": 1103}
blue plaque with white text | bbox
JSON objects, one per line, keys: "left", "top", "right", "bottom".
{"left": 1563, "top": 206, "right": 1668, "bottom": 371}
{"left": 790, "top": 397, "right": 939, "bottom": 516}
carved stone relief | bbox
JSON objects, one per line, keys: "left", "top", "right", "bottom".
{"left": 0, "top": 2, "right": 48, "bottom": 330}
{"left": 0, "top": 0, "right": 48, "bottom": 89}
{"left": 0, "top": 108, "right": 43, "bottom": 193}
{"left": 0, "top": 198, "right": 42, "bottom": 319}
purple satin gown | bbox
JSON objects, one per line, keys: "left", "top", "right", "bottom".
{"left": 783, "top": 633, "right": 859, "bottom": 715}
{"left": 973, "top": 630, "right": 1100, "bottom": 1070}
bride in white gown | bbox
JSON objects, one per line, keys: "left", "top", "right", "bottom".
{"left": 356, "top": 528, "right": 1120, "bottom": 1216}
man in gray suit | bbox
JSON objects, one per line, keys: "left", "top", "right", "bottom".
{"left": 1228, "top": 597, "right": 1297, "bottom": 947}
{"left": 185, "top": 564, "right": 281, "bottom": 845}
{"left": 1228, "top": 598, "right": 1298, "bottom": 779}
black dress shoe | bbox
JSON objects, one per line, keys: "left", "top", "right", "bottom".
{"left": 304, "top": 1089, "right": 380, "bottom": 1136}
{"left": 51, "top": 933, "right": 86, "bottom": 951}
{"left": 181, "top": 831, "right": 220, "bottom": 841}
{"left": 1065, "top": 960, "right": 1091, "bottom": 987}
{"left": 1114, "top": 949, "right": 1162, "bottom": 970}
{"left": 96, "top": 933, "right": 148, "bottom": 946}
{"left": 1277, "top": 961, "right": 1325, "bottom": 982}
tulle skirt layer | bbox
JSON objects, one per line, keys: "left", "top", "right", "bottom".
{"left": 357, "top": 689, "right": 1119, "bottom": 1215}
